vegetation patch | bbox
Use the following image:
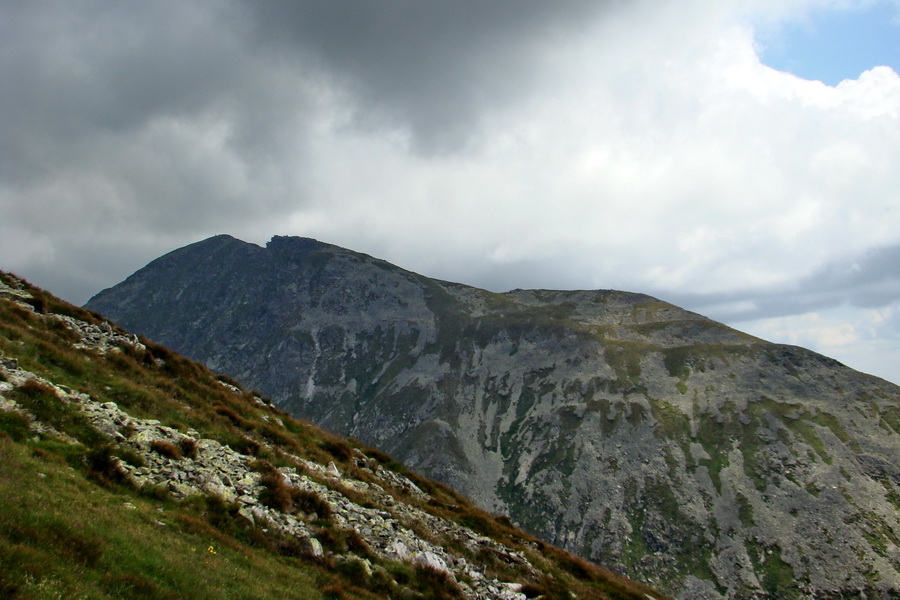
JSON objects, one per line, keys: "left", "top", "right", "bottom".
{"left": 9, "top": 379, "right": 107, "bottom": 447}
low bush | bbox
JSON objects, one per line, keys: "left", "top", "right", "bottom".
{"left": 23, "top": 293, "right": 47, "bottom": 314}
{"left": 215, "top": 405, "right": 251, "bottom": 428}
{"left": 258, "top": 471, "right": 332, "bottom": 519}
{"left": 178, "top": 437, "right": 198, "bottom": 459}
{"left": 102, "top": 572, "right": 160, "bottom": 597}
{"left": 319, "top": 439, "right": 354, "bottom": 463}
{"left": 86, "top": 444, "right": 128, "bottom": 487}
{"left": 215, "top": 373, "right": 243, "bottom": 389}
{"left": 217, "top": 431, "right": 261, "bottom": 456}
{"left": 344, "top": 528, "right": 372, "bottom": 559}
{"left": 410, "top": 563, "right": 465, "bottom": 600}
{"left": 292, "top": 489, "right": 332, "bottom": 519}
{"left": 363, "top": 446, "right": 393, "bottom": 465}
{"left": 334, "top": 558, "right": 370, "bottom": 587}
{"left": 149, "top": 440, "right": 182, "bottom": 460}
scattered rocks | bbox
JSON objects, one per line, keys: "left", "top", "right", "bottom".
{"left": 0, "top": 330, "right": 536, "bottom": 600}
{"left": 49, "top": 313, "right": 145, "bottom": 355}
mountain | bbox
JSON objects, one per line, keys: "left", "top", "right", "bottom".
{"left": 86, "top": 234, "right": 900, "bottom": 600}
{"left": 0, "top": 270, "right": 665, "bottom": 600}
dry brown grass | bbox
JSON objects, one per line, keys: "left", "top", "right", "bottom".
{"left": 149, "top": 440, "right": 182, "bottom": 460}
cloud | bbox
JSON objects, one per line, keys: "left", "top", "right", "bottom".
{"left": 739, "top": 301, "right": 900, "bottom": 380}
{"left": 667, "top": 244, "right": 900, "bottom": 322}
{"left": 244, "top": 0, "right": 609, "bottom": 154}
{"left": 1, "top": 0, "right": 899, "bottom": 382}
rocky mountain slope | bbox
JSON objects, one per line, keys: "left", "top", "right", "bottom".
{"left": 0, "top": 271, "right": 664, "bottom": 600}
{"left": 86, "top": 235, "right": 900, "bottom": 599}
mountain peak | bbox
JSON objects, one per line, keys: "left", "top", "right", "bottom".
{"left": 266, "top": 235, "right": 328, "bottom": 253}
{"left": 85, "top": 236, "right": 900, "bottom": 600}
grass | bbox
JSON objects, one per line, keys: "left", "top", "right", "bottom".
{"left": 0, "top": 436, "right": 323, "bottom": 600}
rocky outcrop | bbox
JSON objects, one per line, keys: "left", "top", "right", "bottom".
{"left": 87, "top": 235, "right": 900, "bottom": 599}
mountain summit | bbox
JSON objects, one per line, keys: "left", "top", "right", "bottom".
{"left": 87, "top": 235, "right": 900, "bottom": 599}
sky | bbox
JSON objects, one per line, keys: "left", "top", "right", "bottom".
{"left": 1, "top": 1, "right": 899, "bottom": 385}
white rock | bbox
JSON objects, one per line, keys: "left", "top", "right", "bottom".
{"left": 326, "top": 461, "right": 341, "bottom": 477}
{"left": 414, "top": 551, "right": 449, "bottom": 573}
{"left": 305, "top": 537, "right": 324, "bottom": 557}
{"left": 387, "top": 539, "right": 411, "bottom": 560}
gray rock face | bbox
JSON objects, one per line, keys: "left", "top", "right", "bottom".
{"left": 87, "top": 235, "right": 900, "bottom": 599}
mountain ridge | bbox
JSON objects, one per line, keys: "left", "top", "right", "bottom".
{"left": 1, "top": 270, "right": 666, "bottom": 600}
{"left": 86, "top": 235, "right": 900, "bottom": 600}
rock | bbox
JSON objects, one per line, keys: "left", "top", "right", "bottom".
{"left": 304, "top": 537, "right": 324, "bottom": 558}
{"left": 387, "top": 539, "right": 412, "bottom": 560}
{"left": 414, "top": 551, "right": 449, "bottom": 574}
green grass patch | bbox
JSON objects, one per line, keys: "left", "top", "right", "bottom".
{"left": 9, "top": 379, "right": 107, "bottom": 446}
{"left": 0, "top": 437, "right": 325, "bottom": 600}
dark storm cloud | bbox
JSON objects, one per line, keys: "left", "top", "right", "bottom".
{"left": 0, "top": 0, "right": 609, "bottom": 302}
{"left": 245, "top": 0, "right": 607, "bottom": 153}
{"left": 666, "top": 245, "right": 900, "bottom": 323}
{"left": 1, "top": 2, "right": 239, "bottom": 180}
{"left": 0, "top": 1, "right": 321, "bottom": 261}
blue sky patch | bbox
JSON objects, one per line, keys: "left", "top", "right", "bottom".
{"left": 758, "top": 2, "right": 900, "bottom": 85}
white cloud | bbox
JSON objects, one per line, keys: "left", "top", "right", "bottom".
{"left": 740, "top": 301, "right": 900, "bottom": 381}
{"left": 282, "top": 0, "right": 900, "bottom": 299}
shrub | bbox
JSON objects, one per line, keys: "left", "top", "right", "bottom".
{"left": 292, "top": 489, "right": 332, "bottom": 519}
{"left": 215, "top": 405, "right": 250, "bottom": 428}
{"left": 259, "top": 471, "right": 294, "bottom": 512}
{"left": 319, "top": 439, "right": 354, "bottom": 463}
{"left": 249, "top": 458, "right": 276, "bottom": 474}
{"left": 520, "top": 582, "right": 547, "bottom": 598}
{"left": 520, "top": 576, "right": 572, "bottom": 600}
{"left": 367, "top": 447, "right": 393, "bottom": 464}
{"left": 259, "top": 424, "right": 296, "bottom": 449}
{"left": 335, "top": 558, "right": 370, "bottom": 587}
{"left": 102, "top": 573, "right": 160, "bottom": 597}
{"left": 149, "top": 440, "right": 182, "bottom": 460}
{"left": 178, "top": 437, "right": 198, "bottom": 459}
{"left": 23, "top": 293, "right": 47, "bottom": 314}
{"left": 215, "top": 373, "right": 244, "bottom": 389}
{"left": 87, "top": 444, "right": 128, "bottom": 487}
{"left": 219, "top": 431, "right": 261, "bottom": 456}
{"left": 6, "top": 518, "right": 106, "bottom": 568}
{"left": 268, "top": 533, "right": 316, "bottom": 558}
{"left": 344, "top": 528, "right": 372, "bottom": 559}
{"left": 259, "top": 471, "right": 332, "bottom": 518}
{"left": 15, "top": 379, "right": 58, "bottom": 401}
{"left": 410, "top": 563, "right": 464, "bottom": 600}
{"left": 315, "top": 525, "right": 346, "bottom": 554}
{"left": 115, "top": 446, "right": 146, "bottom": 468}
{"left": 31, "top": 447, "right": 68, "bottom": 465}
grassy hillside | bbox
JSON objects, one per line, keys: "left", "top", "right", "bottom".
{"left": 0, "top": 271, "right": 668, "bottom": 600}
